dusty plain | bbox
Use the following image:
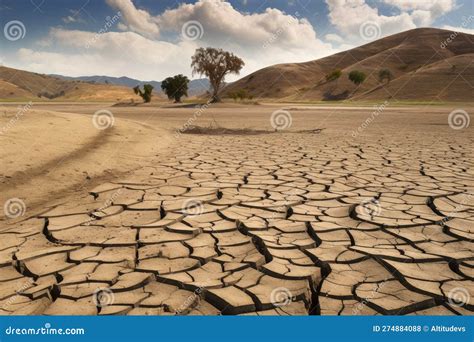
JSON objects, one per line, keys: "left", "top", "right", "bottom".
{"left": 0, "top": 102, "right": 473, "bottom": 315}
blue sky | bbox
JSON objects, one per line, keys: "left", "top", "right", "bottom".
{"left": 1, "top": 0, "right": 473, "bottom": 80}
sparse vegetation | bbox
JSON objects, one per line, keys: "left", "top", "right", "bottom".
{"left": 161, "top": 74, "right": 190, "bottom": 103}
{"left": 348, "top": 70, "right": 366, "bottom": 85}
{"left": 325, "top": 69, "right": 342, "bottom": 82}
{"left": 179, "top": 122, "right": 323, "bottom": 135}
{"left": 191, "top": 47, "right": 244, "bottom": 102}
{"left": 133, "top": 84, "right": 154, "bottom": 103}
{"left": 229, "top": 92, "right": 238, "bottom": 101}
{"left": 228, "top": 89, "right": 253, "bottom": 101}
{"left": 37, "top": 90, "right": 65, "bottom": 99}
{"left": 378, "top": 69, "right": 393, "bottom": 84}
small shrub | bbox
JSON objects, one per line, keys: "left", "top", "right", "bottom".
{"left": 378, "top": 69, "right": 393, "bottom": 84}
{"left": 325, "top": 69, "right": 342, "bottom": 82}
{"left": 229, "top": 89, "right": 253, "bottom": 101}
{"left": 348, "top": 70, "right": 366, "bottom": 85}
{"left": 37, "top": 90, "right": 66, "bottom": 99}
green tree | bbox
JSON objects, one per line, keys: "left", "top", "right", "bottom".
{"left": 191, "top": 47, "right": 244, "bottom": 102}
{"left": 161, "top": 74, "right": 190, "bottom": 103}
{"left": 133, "top": 84, "right": 154, "bottom": 103}
{"left": 378, "top": 69, "right": 393, "bottom": 84}
{"left": 325, "top": 69, "right": 342, "bottom": 82}
{"left": 348, "top": 70, "right": 366, "bottom": 85}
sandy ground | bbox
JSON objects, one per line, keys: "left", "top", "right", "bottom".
{"left": 0, "top": 106, "right": 172, "bottom": 215}
{"left": 0, "top": 102, "right": 472, "bottom": 315}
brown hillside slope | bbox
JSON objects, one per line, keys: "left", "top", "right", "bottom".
{"left": 0, "top": 66, "right": 141, "bottom": 101}
{"left": 0, "top": 79, "right": 32, "bottom": 99}
{"left": 355, "top": 54, "right": 474, "bottom": 101}
{"left": 224, "top": 28, "right": 474, "bottom": 102}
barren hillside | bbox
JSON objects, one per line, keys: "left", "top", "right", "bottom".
{"left": 0, "top": 66, "right": 141, "bottom": 101}
{"left": 224, "top": 28, "right": 474, "bottom": 102}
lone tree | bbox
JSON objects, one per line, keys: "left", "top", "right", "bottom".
{"left": 348, "top": 70, "right": 366, "bottom": 85}
{"left": 191, "top": 47, "right": 244, "bottom": 102}
{"left": 378, "top": 68, "right": 393, "bottom": 84}
{"left": 161, "top": 74, "right": 190, "bottom": 103}
{"left": 133, "top": 84, "right": 154, "bottom": 103}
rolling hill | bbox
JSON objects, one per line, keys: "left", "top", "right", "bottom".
{"left": 0, "top": 66, "right": 142, "bottom": 101}
{"left": 224, "top": 28, "right": 474, "bottom": 102}
{"left": 0, "top": 66, "right": 210, "bottom": 101}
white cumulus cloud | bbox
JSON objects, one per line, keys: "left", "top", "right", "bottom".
{"left": 106, "top": 0, "right": 160, "bottom": 38}
{"left": 325, "top": 0, "right": 457, "bottom": 44}
{"left": 9, "top": 0, "right": 337, "bottom": 81}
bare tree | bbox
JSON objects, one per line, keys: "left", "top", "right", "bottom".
{"left": 191, "top": 47, "right": 244, "bottom": 102}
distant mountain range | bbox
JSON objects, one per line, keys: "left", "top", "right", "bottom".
{"left": 49, "top": 74, "right": 210, "bottom": 97}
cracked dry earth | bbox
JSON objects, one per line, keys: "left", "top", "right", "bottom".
{"left": 1, "top": 130, "right": 473, "bottom": 316}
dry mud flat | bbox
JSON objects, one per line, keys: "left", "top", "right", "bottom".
{"left": 0, "top": 105, "right": 473, "bottom": 316}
